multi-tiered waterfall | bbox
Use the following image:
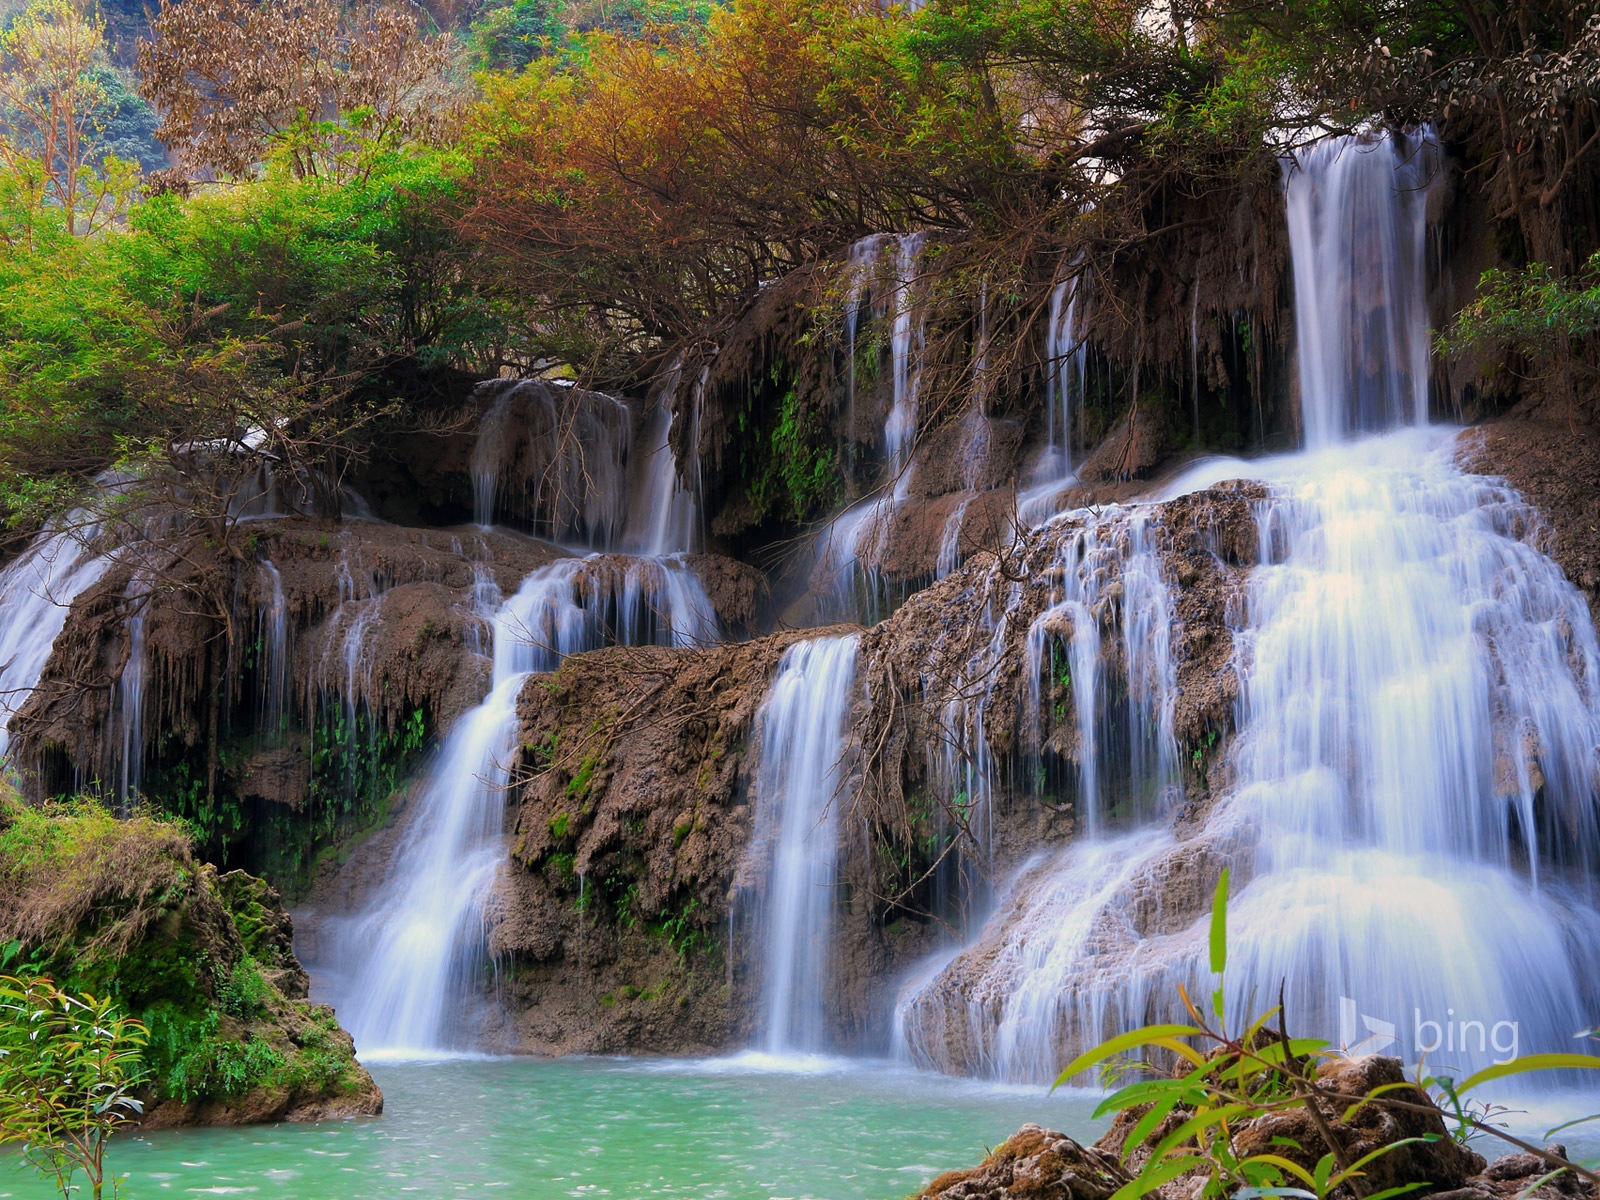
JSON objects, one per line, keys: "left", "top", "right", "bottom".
{"left": 893, "top": 130, "right": 1600, "bottom": 1082}
{"left": 321, "top": 379, "right": 718, "bottom": 1056}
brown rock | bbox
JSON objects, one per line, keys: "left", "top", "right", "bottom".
{"left": 915, "top": 1124, "right": 1132, "bottom": 1200}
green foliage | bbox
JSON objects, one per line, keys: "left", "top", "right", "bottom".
{"left": 85, "top": 67, "right": 163, "bottom": 171}
{"left": 737, "top": 372, "right": 840, "bottom": 528}
{"left": 0, "top": 799, "right": 365, "bottom": 1119}
{"left": 1443, "top": 254, "right": 1600, "bottom": 370}
{"left": 141, "top": 1005, "right": 283, "bottom": 1103}
{"left": 649, "top": 894, "right": 711, "bottom": 964}
{"left": 214, "top": 955, "right": 270, "bottom": 1020}
{"left": 470, "top": 0, "right": 565, "bottom": 72}
{"left": 0, "top": 975, "right": 147, "bottom": 1200}
{"left": 0, "top": 146, "right": 504, "bottom": 530}
{"left": 566, "top": 753, "right": 601, "bottom": 804}
{"left": 1057, "top": 869, "right": 1600, "bottom": 1200}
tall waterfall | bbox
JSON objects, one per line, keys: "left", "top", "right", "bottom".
{"left": 748, "top": 634, "right": 861, "bottom": 1056}
{"left": 894, "top": 129, "right": 1600, "bottom": 1082}
{"left": 816, "top": 233, "right": 931, "bottom": 619}
{"left": 324, "top": 379, "right": 714, "bottom": 1056}
{"left": 624, "top": 370, "right": 702, "bottom": 557}
{"left": 1284, "top": 131, "right": 1437, "bottom": 446}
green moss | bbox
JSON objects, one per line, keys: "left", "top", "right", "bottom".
{"left": 737, "top": 368, "right": 840, "bottom": 528}
{"left": 566, "top": 753, "right": 600, "bottom": 803}
{"left": 0, "top": 794, "right": 368, "bottom": 1113}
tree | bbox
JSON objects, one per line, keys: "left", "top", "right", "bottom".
{"left": 0, "top": 975, "right": 148, "bottom": 1200}
{"left": 0, "top": 0, "right": 137, "bottom": 236}
{"left": 137, "top": 0, "right": 455, "bottom": 182}
{"left": 470, "top": 0, "right": 565, "bottom": 73}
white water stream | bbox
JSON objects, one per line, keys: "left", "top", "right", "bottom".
{"left": 746, "top": 634, "right": 862, "bottom": 1058}
{"left": 895, "top": 129, "right": 1600, "bottom": 1083}
{"left": 326, "top": 384, "right": 716, "bottom": 1057}
{"left": 0, "top": 519, "right": 113, "bottom": 766}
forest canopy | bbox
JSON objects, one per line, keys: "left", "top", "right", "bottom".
{"left": 0, "top": 0, "right": 1594, "bottom": 537}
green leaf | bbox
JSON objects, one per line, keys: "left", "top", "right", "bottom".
{"left": 1108, "top": 1153, "right": 1207, "bottom": 1200}
{"left": 1363, "top": 1185, "right": 1430, "bottom": 1200}
{"left": 1456, "top": 1053, "right": 1600, "bottom": 1094}
{"left": 1051, "top": 1024, "right": 1201, "bottom": 1091}
{"left": 1544, "top": 1113, "right": 1600, "bottom": 1139}
{"left": 1209, "top": 867, "right": 1229, "bottom": 976}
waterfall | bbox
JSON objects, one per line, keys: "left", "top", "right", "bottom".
{"left": 1024, "top": 511, "right": 1181, "bottom": 838}
{"left": 0, "top": 518, "right": 113, "bottom": 766}
{"left": 113, "top": 604, "right": 146, "bottom": 808}
{"left": 257, "top": 561, "right": 291, "bottom": 741}
{"left": 814, "top": 233, "right": 932, "bottom": 620}
{"left": 749, "top": 634, "right": 861, "bottom": 1056}
{"left": 1016, "top": 269, "right": 1088, "bottom": 524}
{"left": 471, "top": 381, "right": 634, "bottom": 545}
{"left": 1284, "top": 131, "right": 1438, "bottom": 447}
{"left": 327, "top": 551, "right": 718, "bottom": 1055}
{"left": 885, "top": 233, "right": 926, "bottom": 499}
{"left": 843, "top": 233, "right": 892, "bottom": 426}
{"left": 895, "top": 129, "right": 1600, "bottom": 1082}
{"left": 1043, "top": 274, "right": 1086, "bottom": 478}
{"left": 624, "top": 372, "right": 702, "bottom": 557}
{"left": 895, "top": 507, "right": 1183, "bottom": 1079}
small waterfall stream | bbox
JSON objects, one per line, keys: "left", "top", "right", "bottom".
{"left": 817, "top": 233, "right": 930, "bottom": 618}
{"left": 747, "top": 634, "right": 862, "bottom": 1057}
{"left": 326, "top": 384, "right": 716, "bottom": 1057}
{"left": 0, "top": 510, "right": 115, "bottom": 765}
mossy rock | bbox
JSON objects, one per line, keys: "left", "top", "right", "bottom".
{"left": 0, "top": 789, "right": 381, "bottom": 1127}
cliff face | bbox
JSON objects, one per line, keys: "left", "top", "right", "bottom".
{"left": 486, "top": 632, "right": 821, "bottom": 1054}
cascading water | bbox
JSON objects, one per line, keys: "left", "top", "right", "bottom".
{"left": 257, "top": 560, "right": 291, "bottom": 741}
{"left": 817, "top": 233, "right": 930, "bottom": 619}
{"left": 746, "top": 634, "right": 862, "bottom": 1057}
{"left": 327, "top": 377, "right": 716, "bottom": 1056}
{"left": 1284, "top": 131, "right": 1436, "bottom": 446}
{"left": 894, "top": 128, "right": 1600, "bottom": 1083}
{"left": 1024, "top": 511, "right": 1181, "bottom": 839}
{"left": 1018, "top": 270, "right": 1088, "bottom": 524}
{"left": 1042, "top": 274, "right": 1086, "bottom": 479}
{"left": 624, "top": 370, "right": 703, "bottom": 557}
{"left": 112, "top": 599, "right": 146, "bottom": 808}
{"left": 329, "top": 554, "right": 719, "bottom": 1055}
{"left": 894, "top": 507, "right": 1184, "bottom": 1080}
{"left": 471, "top": 380, "right": 634, "bottom": 542}
{"left": 0, "top": 514, "right": 114, "bottom": 766}
{"left": 885, "top": 233, "right": 926, "bottom": 498}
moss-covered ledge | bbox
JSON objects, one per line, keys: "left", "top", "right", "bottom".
{"left": 0, "top": 789, "right": 380, "bottom": 1127}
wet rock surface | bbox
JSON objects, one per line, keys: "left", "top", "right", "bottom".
{"left": 490, "top": 630, "right": 834, "bottom": 1055}
{"left": 1458, "top": 419, "right": 1600, "bottom": 621}
{"left": 916, "top": 1058, "right": 1591, "bottom": 1200}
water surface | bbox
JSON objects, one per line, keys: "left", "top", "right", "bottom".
{"left": 1, "top": 1056, "right": 1091, "bottom": 1199}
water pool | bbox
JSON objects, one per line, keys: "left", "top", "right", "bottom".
{"left": 0, "top": 1055, "right": 1096, "bottom": 1199}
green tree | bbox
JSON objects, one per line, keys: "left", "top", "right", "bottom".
{"left": 0, "top": 0, "right": 138, "bottom": 236}
{"left": 0, "top": 975, "right": 148, "bottom": 1200}
{"left": 470, "top": 0, "right": 566, "bottom": 72}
